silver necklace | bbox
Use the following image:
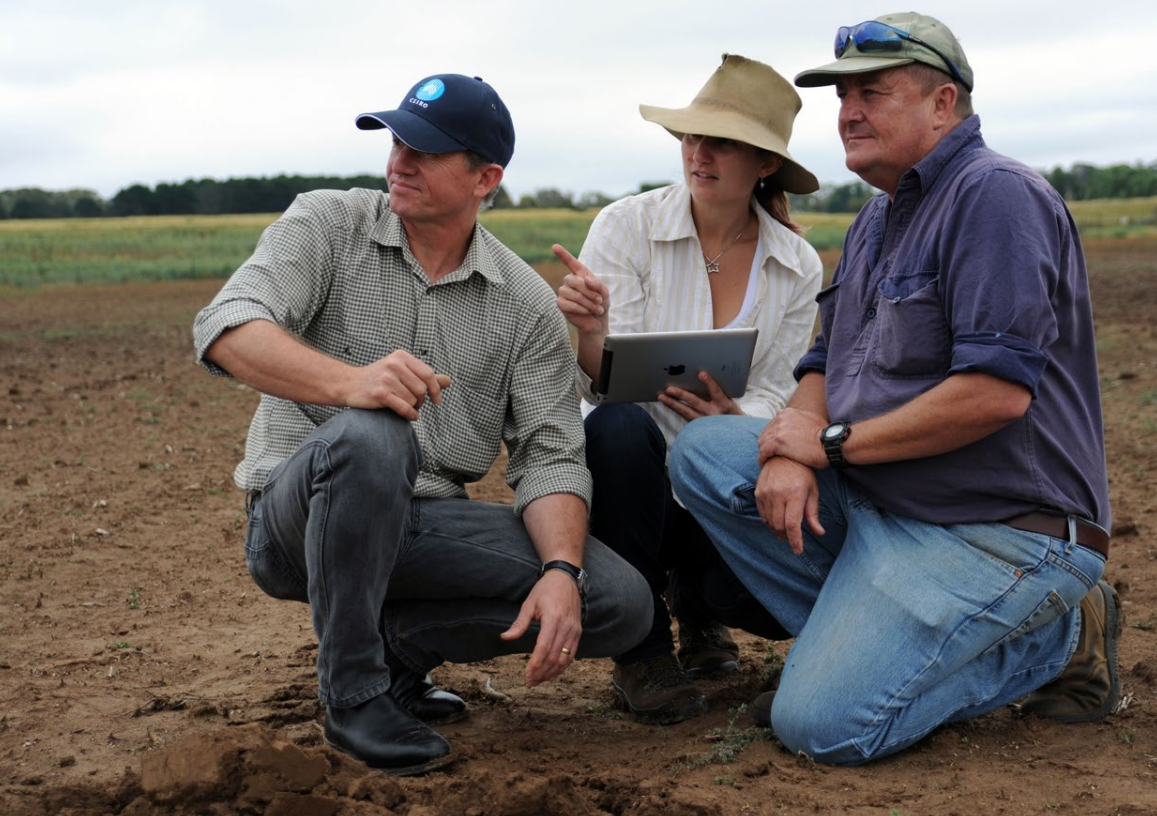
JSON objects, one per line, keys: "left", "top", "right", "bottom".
{"left": 703, "top": 227, "right": 745, "bottom": 274}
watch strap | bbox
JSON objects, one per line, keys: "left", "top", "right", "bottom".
{"left": 822, "top": 422, "right": 851, "bottom": 468}
{"left": 539, "top": 559, "right": 587, "bottom": 594}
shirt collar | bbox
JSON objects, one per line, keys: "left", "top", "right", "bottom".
{"left": 649, "top": 182, "right": 808, "bottom": 278}
{"left": 901, "top": 114, "right": 984, "bottom": 196}
{"left": 649, "top": 183, "right": 700, "bottom": 242}
{"left": 371, "top": 199, "right": 504, "bottom": 285}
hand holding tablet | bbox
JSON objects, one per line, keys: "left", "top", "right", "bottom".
{"left": 594, "top": 328, "right": 758, "bottom": 404}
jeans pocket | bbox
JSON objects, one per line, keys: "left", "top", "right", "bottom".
{"left": 731, "top": 484, "right": 758, "bottom": 516}
{"left": 990, "top": 589, "right": 1070, "bottom": 650}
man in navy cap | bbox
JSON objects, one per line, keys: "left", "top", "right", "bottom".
{"left": 670, "top": 13, "right": 1120, "bottom": 764}
{"left": 193, "top": 73, "right": 650, "bottom": 775}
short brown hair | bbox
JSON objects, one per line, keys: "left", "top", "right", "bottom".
{"left": 906, "top": 63, "right": 973, "bottom": 118}
{"left": 463, "top": 150, "right": 501, "bottom": 210}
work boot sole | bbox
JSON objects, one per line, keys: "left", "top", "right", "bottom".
{"left": 682, "top": 657, "right": 740, "bottom": 679}
{"left": 611, "top": 680, "right": 707, "bottom": 725}
{"left": 419, "top": 709, "right": 469, "bottom": 727}
{"left": 1050, "top": 580, "right": 1123, "bottom": 724}
{"left": 324, "top": 737, "right": 456, "bottom": 776}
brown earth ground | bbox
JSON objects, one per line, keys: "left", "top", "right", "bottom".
{"left": 1, "top": 241, "right": 1156, "bottom": 816}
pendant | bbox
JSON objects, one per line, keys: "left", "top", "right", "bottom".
{"left": 705, "top": 261, "right": 721, "bottom": 274}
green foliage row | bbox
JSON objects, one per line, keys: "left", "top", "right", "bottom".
{"left": 2, "top": 198, "right": 1152, "bottom": 290}
{"left": 0, "top": 214, "right": 276, "bottom": 287}
{"left": 0, "top": 208, "right": 857, "bottom": 289}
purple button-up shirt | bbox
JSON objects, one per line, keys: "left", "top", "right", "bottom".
{"left": 796, "top": 116, "right": 1110, "bottom": 528}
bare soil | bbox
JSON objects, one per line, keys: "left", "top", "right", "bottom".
{"left": 2, "top": 242, "right": 1155, "bottom": 815}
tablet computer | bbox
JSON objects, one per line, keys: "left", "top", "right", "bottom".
{"left": 594, "top": 327, "right": 758, "bottom": 404}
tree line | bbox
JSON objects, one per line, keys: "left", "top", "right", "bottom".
{"left": 2, "top": 160, "right": 1155, "bottom": 220}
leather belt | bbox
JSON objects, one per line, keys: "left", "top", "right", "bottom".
{"left": 1003, "top": 511, "right": 1109, "bottom": 558}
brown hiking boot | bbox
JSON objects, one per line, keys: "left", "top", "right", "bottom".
{"left": 1016, "top": 580, "right": 1122, "bottom": 723}
{"left": 677, "top": 621, "right": 741, "bottom": 678}
{"left": 612, "top": 653, "right": 707, "bottom": 725}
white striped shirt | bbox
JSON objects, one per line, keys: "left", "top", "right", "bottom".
{"left": 576, "top": 183, "right": 822, "bottom": 450}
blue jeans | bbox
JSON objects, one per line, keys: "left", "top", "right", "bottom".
{"left": 585, "top": 404, "right": 787, "bottom": 663}
{"left": 244, "top": 408, "right": 652, "bottom": 708}
{"left": 669, "top": 416, "right": 1104, "bottom": 765}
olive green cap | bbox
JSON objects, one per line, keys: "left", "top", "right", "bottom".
{"left": 794, "top": 12, "right": 973, "bottom": 92}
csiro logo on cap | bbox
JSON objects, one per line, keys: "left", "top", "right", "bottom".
{"left": 415, "top": 79, "right": 445, "bottom": 101}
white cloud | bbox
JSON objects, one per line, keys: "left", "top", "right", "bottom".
{"left": 2, "top": 0, "right": 1155, "bottom": 198}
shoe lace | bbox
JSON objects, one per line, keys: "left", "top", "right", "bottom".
{"left": 641, "top": 654, "right": 689, "bottom": 690}
{"left": 681, "top": 623, "right": 730, "bottom": 651}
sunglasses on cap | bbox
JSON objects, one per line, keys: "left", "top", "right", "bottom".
{"left": 835, "top": 21, "right": 970, "bottom": 90}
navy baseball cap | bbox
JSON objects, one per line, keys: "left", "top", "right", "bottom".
{"left": 356, "top": 74, "right": 515, "bottom": 168}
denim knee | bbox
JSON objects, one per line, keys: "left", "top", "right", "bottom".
{"left": 323, "top": 408, "right": 421, "bottom": 488}
{"left": 580, "top": 540, "right": 655, "bottom": 658}
{"left": 770, "top": 688, "right": 875, "bottom": 766}
{"left": 668, "top": 415, "right": 748, "bottom": 504}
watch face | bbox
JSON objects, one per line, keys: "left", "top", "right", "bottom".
{"left": 823, "top": 424, "right": 844, "bottom": 440}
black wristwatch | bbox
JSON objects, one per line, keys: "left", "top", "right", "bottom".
{"left": 820, "top": 421, "right": 852, "bottom": 468}
{"left": 539, "top": 560, "right": 588, "bottom": 597}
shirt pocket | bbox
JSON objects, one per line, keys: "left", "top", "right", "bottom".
{"left": 871, "top": 271, "right": 951, "bottom": 379}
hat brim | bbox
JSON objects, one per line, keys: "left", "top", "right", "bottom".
{"left": 639, "top": 104, "right": 819, "bottom": 195}
{"left": 794, "top": 55, "right": 915, "bottom": 88}
{"left": 355, "top": 109, "right": 468, "bottom": 155}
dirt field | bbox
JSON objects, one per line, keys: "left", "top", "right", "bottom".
{"left": 2, "top": 242, "right": 1155, "bottom": 815}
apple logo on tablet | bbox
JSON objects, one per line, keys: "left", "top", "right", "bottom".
{"left": 665, "top": 364, "right": 685, "bottom": 375}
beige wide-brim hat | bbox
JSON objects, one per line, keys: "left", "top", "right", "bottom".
{"left": 639, "top": 54, "right": 819, "bottom": 195}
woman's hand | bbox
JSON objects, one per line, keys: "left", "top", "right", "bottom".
{"left": 553, "top": 243, "right": 610, "bottom": 337}
{"left": 658, "top": 371, "right": 744, "bottom": 422}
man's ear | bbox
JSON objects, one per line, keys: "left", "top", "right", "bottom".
{"left": 931, "top": 82, "right": 959, "bottom": 127}
{"left": 476, "top": 164, "right": 504, "bottom": 200}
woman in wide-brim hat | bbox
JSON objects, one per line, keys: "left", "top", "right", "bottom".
{"left": 552, "top": 54, "right": 823, "bottom": 725}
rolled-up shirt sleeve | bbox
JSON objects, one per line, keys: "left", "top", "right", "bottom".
{"left": 948, "top": 331, "right": 1048, "bottom": 396}
{"left": 938, "top": 169, "right": 1069, "bottom": 398}
{"left": 193, "top": 194, "right": 335, "bottom": 376}
{"left": 505, "top": 308, "right": 594, "bottom": 515}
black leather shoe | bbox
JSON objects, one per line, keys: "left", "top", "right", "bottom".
{"left": 750, "top": 690, "right": 774, "bottom": 728}
{"left": 391, "top": 671, "right": 468, "bottom": 725}
{"left": 324, "top": 692, "right": 454, "bottom": 776}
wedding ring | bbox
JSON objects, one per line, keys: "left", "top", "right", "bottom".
{"left": 560, "top": 647, "right": 571, "bottom": 656}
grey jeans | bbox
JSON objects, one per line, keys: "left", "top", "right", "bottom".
{"left": 243, "top": 408, "right": 652, "bottom": 707}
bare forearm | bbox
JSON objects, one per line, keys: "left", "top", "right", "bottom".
{"left": 521, "top": 493, "right": 588, "bottom": 566}
{"left": 786, "top": 371, "right": 830, "bottom": 418}
{"left": 205, "top": 320, "right": 353, "bottom": 406}
{"left": 575, "top": 330, "right": 606, "bottom": 387}
{"left": 842, "top": 373, "right": 1030, "bottom": 465}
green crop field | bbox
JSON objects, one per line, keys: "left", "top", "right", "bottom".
{"left": 1, "top": 197, "right": 1152, "bottom": 290}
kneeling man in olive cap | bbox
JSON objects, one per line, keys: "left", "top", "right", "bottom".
{"left": 670, "top": 12, "right": 1120, "bottom": 764}
{"left": 194, "top": 73, "right": 651, "bottom": 775}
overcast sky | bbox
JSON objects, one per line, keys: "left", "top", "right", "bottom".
{"left": 3, "top": 0, "right": 1155, "bottom": 202}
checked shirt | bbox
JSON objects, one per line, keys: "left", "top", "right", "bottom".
{"left": 193, "top": 188, "right": 591, "bottom": 514}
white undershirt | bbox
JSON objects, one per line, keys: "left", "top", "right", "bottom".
{"left": 724, "top": 232, "right": 763, "bottom": 329}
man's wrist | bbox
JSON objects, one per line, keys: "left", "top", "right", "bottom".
{"left": 820, "top": 421, "right": 852, "bottom": 468}
{"left": 539, "top": 559, "right": 588, "bottom": 597}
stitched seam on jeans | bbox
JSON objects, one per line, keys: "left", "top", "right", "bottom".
{"left": 313, "top": 442, "right": 336, "bottom": 690}
{"left": 1046, "top": 550, "right": 1097, "bottom": 590}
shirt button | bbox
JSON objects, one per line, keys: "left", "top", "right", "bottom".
{"left": 866, "top": 308, "right": 877, "bottom": 319}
